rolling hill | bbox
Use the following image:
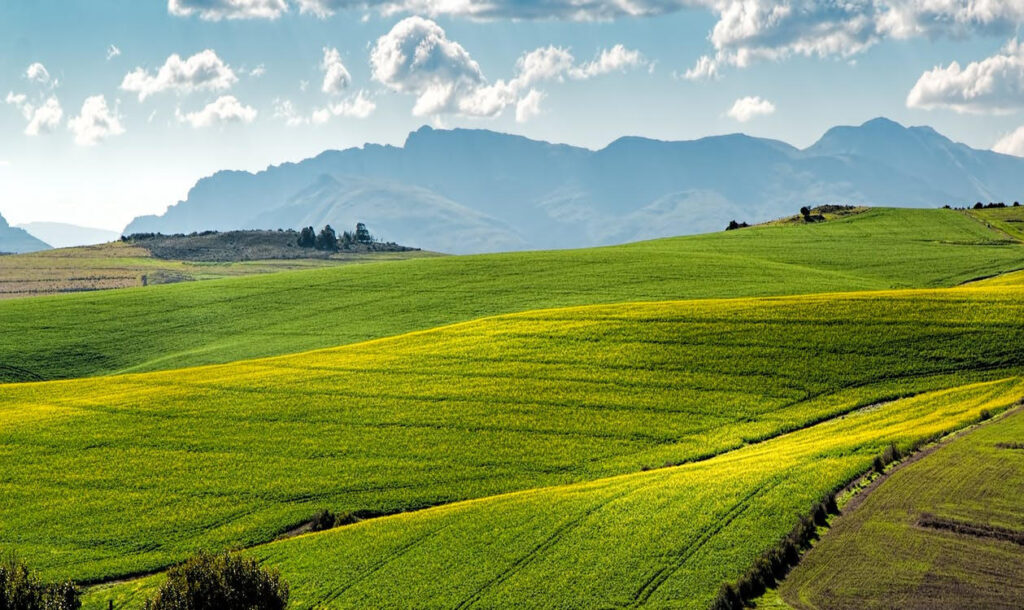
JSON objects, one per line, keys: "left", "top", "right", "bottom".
{"left": 2, "top": 283, "right": 1022, "bottom": 589}
{"left": 0, "top": 212, "right": 50, "bottom": 254}
{"left": 2, "top": 208, "right": 1023, "bottom": 383}
{"left": 124, "top": 118, "right": 1024, "bottom": 253}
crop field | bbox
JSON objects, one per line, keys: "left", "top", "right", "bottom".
{"left": 0, "top": 241, "right": 432, "bottom": 300}
{"left": 966, "top": 205, "right": 1024, "bottom": 242}
{"left": 0, "top": 284, "right": 1021, "bottom": 588}
{"left": 80, "top": 378, "right": 1024, "bottom": 609}
{"left": 2, "top": 207, "right": 1023, "bottom": 382}
{"left": 777, "top": 407, "right": 1024, "bottom": 609}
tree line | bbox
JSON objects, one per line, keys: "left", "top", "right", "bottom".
{"left": 297, "top": 222, "right": 374, "bottom": 251}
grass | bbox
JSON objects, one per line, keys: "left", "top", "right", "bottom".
{"left": 81, "top": 378, "right": 1024, "bottom": 609}
{"left": 965, "top": 205, "right": 1024, "bottom": 242}
{"left": 0, "top": 240, "right": 435, "bottom": 300}
{"left": 1, "top": 284, "right": 1023, "bottom": 587}
{"left": 1, "top": 207, "right": 1023, "bottom": 382}
{"left": 777, "top": 407, "right": 1024, "bottom": 610}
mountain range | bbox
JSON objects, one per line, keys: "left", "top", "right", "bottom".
{"left": 125, "top": 117, "right": 1024, "bottom": 254}
{"left": 0, "top": 213, "right": 50, "bottom": 254}
{"left": 16, "top": 222, "right": 121, "bottom": 249}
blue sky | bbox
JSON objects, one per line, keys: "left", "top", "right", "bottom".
{"left": 3, "top": 0, "right": 1024, "bottom": 230}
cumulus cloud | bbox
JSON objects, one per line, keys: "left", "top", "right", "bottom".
{"left": 168, "top": 0, "right": 288, "bottom": 20}
{"left": 177, "top": 95, "right": 258, "bottom": 127}
{"left": 907, "top": 39, "right": 1024, "bottom": 114}
{"left": 6, "top": 93, "right": 63, "bottom": 135}
{"left": 371, "top": 17, "right": 644, "bottom": 118}
{"left": 26, "top": 62, "right": 51, "bottom": 85}
{"left": 321, "top": 47, "right": 352, "bottom": 94}
{"left": 515, "top": 89, "right": 545, "bottom": 122}
{"left": 279, "top": 91, "right": 376, "bottom": 125}
{"left": 68, "top": 95, "right": 125, "bottom": 146}
{"left": 121, "top": 50, "right": 238, "bottom": 101}
{"left": 993, "top": 126, "right": 1024, "bottom": 156}
{"left": 726, "top": 96, "right": 776, "bottom": 122}
{"left": 107, "top": 44, "right": 122, "bottom": 61}
{"left": 250, "top": 64, "right": 267, "bottom": 77}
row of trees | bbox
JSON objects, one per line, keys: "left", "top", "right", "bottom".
{"left": 297, "top": 223, "right": 374, "bottom": 251}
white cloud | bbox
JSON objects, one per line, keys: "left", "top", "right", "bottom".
{"left": 571, "top": 44, "right": 647, "bottom": 78}
{"left": 250, "top": 64, "right": 267, "bottom": 77}
{"left": 177, "top": 95, "right": 258, "bottom": 127}
{"left": 726, "top": 96, "right": 776, "bottom": 122}
{"left": 993, "top": 125, "right": 1024, "bottom": 156}
{"left": 515, "top": 89, "right": 545, "bottom": 122}
{"left": 371, "top": 17, "right": 644, "bottom": 118}
{"left": 26, "top": 62, "right": 51, "bottom": 85}
{"left": 683, "top": 55, "right": 719, "bottom": 81}
{"left": 121, "top": 50, "right": 238, "bottom": 101}
{"left": 68, "top": 95, "right": 125, "bottom": 146}
{"left": 907, "top": 39, "right": 1024, "bottom": 114}
{"left": 168, "top": 0, "right": 288, "bottom": 20}
{"left": 6, "top": 93, "right": 63, "bottom": 135}
{"left": 280, "top": 90, "right": 376, "bottom": 125}
{"left": 321, "top": 47, "right": 352, "bottom": 94}
{"left": 107, "top": 44, "right": 122, "bottom": 61}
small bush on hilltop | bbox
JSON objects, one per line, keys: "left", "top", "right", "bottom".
{"left": 0, "top": 554, "right": 80, "bottom": 610}
{"left": 144, "top": 551, "right": 288, "bottom": 610}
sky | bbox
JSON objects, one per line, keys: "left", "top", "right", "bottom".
{"left": 3, "top": 1, "right": 1024, "bottom": 231}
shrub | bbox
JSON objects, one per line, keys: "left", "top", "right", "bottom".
{"left": 726, "top": 220, "right": 749, "bottom": 231}
{"left": 144, "top": 551, "right": 288, "bottom": 610}
{"left": 0, "top": 554, "right": 80, "bottom": 610}
{"left": 710, "top": 583, "right": 742, "bottom": 610}
{"left": 800, "top": 206, "right": 811, "bottom": 218}
{"left": 978, "top": 409, "right": 993, "bottom": 422}
{"left": 309, "top": 509, "right": 337, "bottom": 532}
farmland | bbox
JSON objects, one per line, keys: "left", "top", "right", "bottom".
{"left": 777, "top": 407, "right": 1024, "bottom": 609}
{"left": 0, "top": 240, "right": 432, "bottom": 300}
{"left": 0, "top": 283, "right": 1021, "bottom": 589}
{"left": 2, "top": 207, "right": 1023, "bottom": 383}
{"left": 80, "top": 378, "right": 1024, "bottom": 609}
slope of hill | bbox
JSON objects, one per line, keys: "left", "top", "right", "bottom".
{"left": 0, "top": 239, "right": 433, "bottom": 300}
{"left": 2, "top": 208, "right": 1023, "bottom": 382}
{"left": 0, "top": 212, "right": 50, "bottom": 253}
{"left": 123, "top": 119, "right": 1024, "bottom": 253}
{"left": 778, "top": 408, "right": 1024, "bottom": 609}
{"left": 16, "top": 222, "right": 120, "bottom": 249}
{"left": 1, "top": 284, "right": 1022, "bottom": 589}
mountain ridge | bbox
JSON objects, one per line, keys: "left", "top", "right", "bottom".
{"left": 124, "top": 118, "right": 1024, "bottom": 253}
{"left": 0, "top": 213, "right": 51, "bottom": 253}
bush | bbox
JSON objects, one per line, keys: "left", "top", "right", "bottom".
{"left": 710, "top": 582, "right": 742, "bottom": 610}
{"left": 978, "top": 409, "right": 993, "bottom": 422}
{"left": 800, "top": 206, "right": 811, "bottom": 218}
{"left": 0, "top": 554, "right": 80, "bottom": 610}
{"left": 145, "top": 551, "right": 288, "bottom": 610}
{"left": 309, "top": 509, "right": 337, "bottom": 532}
{"left": 726, "top": 220, "right": 749, "bottom": 231}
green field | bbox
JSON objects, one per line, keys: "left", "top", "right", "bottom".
{"left": 966, "top": 205, "right": 1024, "bottom": 242}
{"left": 2, "top": 206, "right": 1023, "bottom": 609}
{"left": 81, "top": 379, "right": 1023, "bottom": 609}
{"left": 0, "top": 283, "right": 1022, "bottom": 588}
{"left": 2, "top": 208, "right": 1022, "bottom": 383}
{"left": 0, "top": 240, "right": 435, "bottom": 301}
{"left": 777, "top": 407, "right": 1024, "bottom": 610}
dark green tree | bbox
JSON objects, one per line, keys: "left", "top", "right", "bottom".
{"left": 0, "top": 554, "right": 80, "bottom": 610}
{"left": 297, "top": 227, "right": 316, "bottom": 248}
{"left": 315, "top": 225, "right": 338, "bottom": 251}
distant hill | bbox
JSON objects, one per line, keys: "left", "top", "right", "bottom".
{"left": 0, "top": 213, "right": 50, "bottom": 253}
{"left": 124, "top": 118, "right": 1024, "bottom": 254}
{"left": 16, "top": 222, "right": 120, "bottom": 249}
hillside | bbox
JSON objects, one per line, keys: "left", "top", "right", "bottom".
{"left": 16, "top": 222, "right": 121, "bottom": 249}
{"left": 1, "top": 284, "right": 1021, "bottom": 588}
{"left": 0, "top": 240, "right": 433, "bottom": 300}
{"left": 124, "top": 118, "right": 1024, "bottom": 253}
{"left": 2, "top": 208, "right": 1023, "bottom": 382}
{"left": 0, "top": 212, "right": 50, "bottom": 254}
{"left": 779, "top": 408, "right": 1024, "bottom": 609}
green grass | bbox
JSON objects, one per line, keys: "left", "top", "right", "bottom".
{"left": 777, "top": 407, "right": 1024, "bottom": 610}
{"left": 1, "top": 283, "right": 1023, "bottom": 587}
{"left": 82, "top": 378, "right": 1024, "bottom": 609}
{"left": 966, "top": 205, "right": 1024, "bottom": 242}
{"left": 0, "top": 240, "right": 436, "bottom": 300}
{"left": 1, "top": 208, "right": 1022, "bottom": 383}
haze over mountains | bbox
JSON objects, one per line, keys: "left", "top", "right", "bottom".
{"left": 17, "top": 222, "right": 121, "bottom": 249}
{"left": 0, "top": 213, "right": 50, "bottom": 254}
{"left": 122, "top": 117, "right": 1024, "bottom": 254}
